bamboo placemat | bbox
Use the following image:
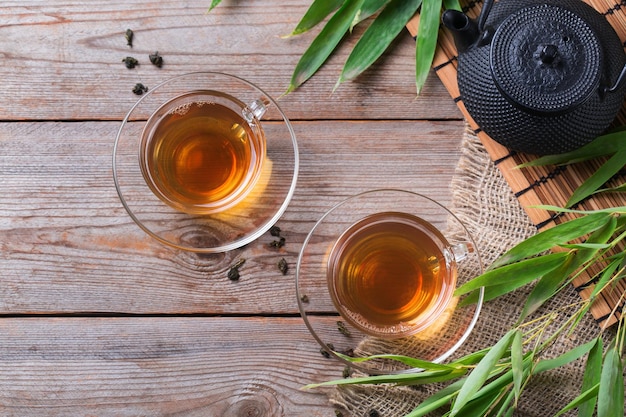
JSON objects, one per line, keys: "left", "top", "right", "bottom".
{"left": 407, "top": 0, "right": 626, "bottom": 327}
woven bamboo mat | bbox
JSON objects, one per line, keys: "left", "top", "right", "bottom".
{"left": 407, "top": 0, "right": 626, "bottom": 328}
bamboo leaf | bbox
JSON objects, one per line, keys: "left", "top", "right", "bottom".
{"left": 520, "top": 215, "right": 617, "bottom": 321}
{"left": 589, "top": 258, "right": 622, "bottom": 302}
{"left": 595, "top": 182, "right": 626, "bottom": 194}
{"left": 286, "top": 0, "right": 365, "bottom": 93}
{"left": 490, "top": 212, "right": 612, "bottom": 269}
{"left": 518, "top": 251, "right": 577, "bottom": 321}
{"left": 405, "top": 392, "right": 456, "bottom": 417}
{"left": 450, "top": 330, "right": 516, "bottom": 416}
{"left": 405, "top": 378, "right": 466, "bottom": 417}
{"left": 493, "top": 390, "right": 516, "bottom": 417}
{"left": 577, "top": 337, "right": 603, "bottom": 417}
{"left": 207, "top": 0, "right": 222, "bottom": 12}
{"left": 530, "top": 205, "right": 626, "bottom": 215}
{"left": 415, "top": 0, "right": 442, "bottom": 94}
{"left": 472, "top": 354, "right": 532, "bottom": 402}
{"left": 553, "top": 383, "right": 600, "bottom": 417}
{"left": 451, "top": 348, "right": 490, "bottom": 366}
{"left": 443, "top": 0, "right": 462, "bottom": 10}
{"left": 336, "top": 352, "right": 457, "bottom": 371}
{"left": 534, "top": 338, "right": 598, "bottom": 374}
{"left": 303, "top": 367, "right": 465, "bottom": 389}
{"left": 598, "top": 347, "right": 624, "bottom": 417}
{"left": 338, "top": 0, "right": 421, "bottom": 84}
{"left": 511, "top": 330, "right": 524, "bottom": 405}
{"left": 518, "top": 130, "right": 626, "bottom": 168}
{"left": 566, "top": 150, "right": 626, "bottom": 208}
{"left": 284, "top": 0, "right": 344, "bottom": 36}
{"left": 351, "top": 0, "right": 392, "bottom": 27}
{"left": 560, "top": 242, "right": 613, "bottom": 250}
{"left": 455, "top": 252, "right": 569, "bottom": 298}
{"left": 460, "top": 388, "right": 506, "bottom": 417}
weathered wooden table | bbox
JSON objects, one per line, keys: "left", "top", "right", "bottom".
{"left": 0, "top": 1, "right": 464, "bottom": 415}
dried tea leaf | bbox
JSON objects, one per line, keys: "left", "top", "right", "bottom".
{"left": 122, "top": 56, "right": 139, "bottom": 69}
{"left": 125, "top": 29, "right": 134, "bottom": 47}
{"left": 149, "top": 51, "right": 163, "bottom": 68}
{"left": 132, "top": 83, "right": 148, "bottom": 95}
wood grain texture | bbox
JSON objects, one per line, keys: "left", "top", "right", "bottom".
{"left": 0, "top": 120, "right": 464, "bottom": 314}
{"left": 0, "top": 317, "right": 342, "bottom": 416}
{"left": 0, "top": 0, "right": 459, "bottom": 121}
{"left": 0, "top": 1, "right": 466, "bottom": 415}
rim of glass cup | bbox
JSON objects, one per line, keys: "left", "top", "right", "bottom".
{"left": 112, "top": 71, "right": 299, "bottom": 253}
{"left": 295, "top": 189, "right": 485, "bottom": 374}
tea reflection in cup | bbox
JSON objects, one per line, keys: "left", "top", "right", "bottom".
{"left": 327, "top": 211, "right": 468, "bottom": 339}
{"left": 139, "top": 90, "right": 267, "bottom": 215}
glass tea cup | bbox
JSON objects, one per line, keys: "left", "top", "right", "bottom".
{"left": 113, "top": 72, "right": 298, "bottom": 253}
{"left": 327, "top": 210, "right": 469, "bottom": 339}
{"left": 296, "top": 190, "right": 483, "bottom": 374}
{"left": 139, "top": 90, "right": 267, "bottom": 215}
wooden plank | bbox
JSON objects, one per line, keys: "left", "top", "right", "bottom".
{"left": 0, "top": 316, "right": 341, "bottom": 416}
{"left": 0, "top": 1, "right": 459, "bottom": 122}
{"left": 408, "top": 1, "right": 626, "bottom": 327}
{"left": 0, "top": 119, "right": 465, "bottom": 314}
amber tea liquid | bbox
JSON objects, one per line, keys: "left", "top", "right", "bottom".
{"left": 140, "top": 91, "right": 265, "bottom": 214}
{"left": 327, "top": 212, "right": 456, "bottom": 338}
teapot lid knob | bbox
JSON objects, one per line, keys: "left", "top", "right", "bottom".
{"left": 489, "top": 4, "right": 602, "bottom": 115}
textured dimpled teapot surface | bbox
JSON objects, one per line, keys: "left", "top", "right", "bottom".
{"left": 455, "top": 0, "right": 626, "bottom": 155}
{"left": 490, "top": 5, "right": 602, "bottom": 115}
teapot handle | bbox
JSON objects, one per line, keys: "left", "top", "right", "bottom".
{"left": 478, "top": 0, "right": 495, "bottom": 31}
{"left": 603, "top": 63, "right": 626, "bottom": 95}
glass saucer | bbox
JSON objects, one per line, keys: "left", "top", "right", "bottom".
{"left": 113, "top": 72, "right": 298, "bottom": 253}
{"left": 296, "top": 189, "right": 484, "bottom": 375}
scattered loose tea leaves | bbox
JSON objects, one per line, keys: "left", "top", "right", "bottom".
{"left": 125, "top": 28, "right": 134, "bottom": 47}
{"left": 132, "top": 83, "right": 148, "bottom": 95}
{"left": 122, "top": 56, "right": 139, "bottom": 69}
{"left": 320, "top": 342, "right": 335, "bottom": 358}
{"left": 149, "top": 51, "right": 163, "bottom": 68}
{"left": 227, "top": 268, "right": 240, "bottom": 281}
{"left": 269, "top": 225, "right": 281, "bottom": 237}
{"left": 227, "top": 258, "right": 246, "bottom": 281}
{"left": 269, "top": 236, "right": 285, "bottom": 249}
{"left": 337, "top": 320, "right": 350, "bottom": 336}
{"left": 277, "top": 258, "right": 289, "bottom": 275}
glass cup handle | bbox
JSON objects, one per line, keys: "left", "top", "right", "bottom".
{"left": 243, "top": 98, "right": 269, "bottom": 122}
{"left": 450, "top": 242, "right": 473, "bottom": 263}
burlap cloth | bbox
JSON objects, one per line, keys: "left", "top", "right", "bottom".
{"left": 330, "top": 127, "right": 609, "bottom": 417}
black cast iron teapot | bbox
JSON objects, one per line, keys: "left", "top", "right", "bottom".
{"left": 442, "top": 0, "right": 626, "bottom": 155}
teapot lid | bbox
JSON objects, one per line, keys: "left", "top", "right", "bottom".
{"left": 490, "top": 3, "right": 602, "bottom": 115}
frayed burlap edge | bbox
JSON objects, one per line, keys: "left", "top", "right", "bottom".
{"left": 329, "top": 126, "right": 602, "bottom": 417}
